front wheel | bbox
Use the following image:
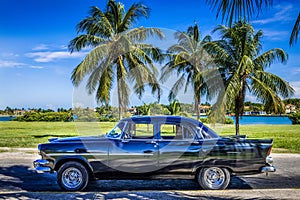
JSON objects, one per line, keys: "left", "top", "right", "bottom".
{"left": 57, "top": 161, "right": 89, "bottom": 191}
{"left": 197, "top": 167, "right": 230, "bottom": 190}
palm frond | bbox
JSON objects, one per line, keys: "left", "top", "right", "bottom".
{"left": 206, "top": 0, "right": 273, "bottom": 26}
{"left": 168, "top": 74, "right": 186, "bottom": 101}
{"left": 289, "top": 13, "right": 300, "bottom": 46}
{"left": 126, "top": 27, "right": 164, "bottom": 43}
{"left": 68, "top": 34, "right": 105, "bottom": 53}
{"left": 71, "top": 43, "right": 109, "bottom": 86}
{"left": 77, "top": 6, "right": 113, "bottom": 37}
{"left": 254, "top": 48, "right": 288, "bottom": 69}
{"left": 95, "top": 67, "right": 114, "bottom": 104}
{"left": 119, "top": 2, "right": 150, "bottom": 32}
{"left": 251, "top": 71, "right": 294, "bottom": 99}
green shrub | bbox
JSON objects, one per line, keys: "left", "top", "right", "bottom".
{"left": 225, "top": 117, "right": 234, "bottom": 124}
{"left": 200, "top": 117, "right": 210, "bottom": 124}
{"left": 200, "top": 117, "right": 234, "bottom": 124}
{"left": 288, "top": 112, "right": 300, "bottom": 124}
{"left": 15, "top": 112, "right": 73, "bottom": 122}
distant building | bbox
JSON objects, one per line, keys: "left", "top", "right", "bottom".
{"left": 127, "top": 107, "right": 137, "bottom": 115}
{"left": 199, "top": 105, "right": 210, "bottom": 114}
{"left": 285, "top": 104, "right": 296, "bottom": 114}
{"left": 243, "top": 111, "right": 266, "bottom": 115}
{"left": 13, "top": 110, "right": 26, "bottom": 115}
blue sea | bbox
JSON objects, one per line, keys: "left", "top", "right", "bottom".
{"left": 0, "top": 115, "right": 292, "bottom": 124}
{"left": 229, "top": 115, "right": 292, "bottom": 125}
{"left": 0, "top": 116, "right": 15, "bottom": 122}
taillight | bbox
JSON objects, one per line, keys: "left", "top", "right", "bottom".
{"left": 267, "top": 145, "right": 272, "bottom": 156}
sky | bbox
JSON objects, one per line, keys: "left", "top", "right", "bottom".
{"left": 0, "top": 0, "right": 299, "bottom": 110}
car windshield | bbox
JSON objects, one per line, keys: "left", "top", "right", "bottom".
{"left": 197, "top": 125, "right": 219, "bottom": 139}
{"left": 106, "top": 121, "right": 126, "bottom": 139}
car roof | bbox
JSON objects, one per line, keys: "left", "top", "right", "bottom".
{"left": 121, "top": 115, "right": 203, "bottom": 126}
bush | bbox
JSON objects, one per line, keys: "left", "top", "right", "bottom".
{"left": 15, "top": 112, "right": 73, "bottom": 122}
{"left": 288, "top": 112, "right": 300, "bottom": 124}
{"left": 200, "top": 117, "right": 210, "bottom": 124}
{"left": 225, "top": 117, "right": 234, "bottom": 124}
{"left": 200, "top": 117, "right": 234, "bottom": 124}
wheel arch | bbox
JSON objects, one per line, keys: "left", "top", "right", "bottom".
{"left": 54, "top": 156, "right": 94, "bottom": 178}
{"left": 194, "top": 165, "right": 233, "bottom": 175}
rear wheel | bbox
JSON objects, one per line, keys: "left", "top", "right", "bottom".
{"left": 57, "top": 161, "right": 89, "bottom": 191}
{"left": 197, "top": 167, "right": 230, "bottom": 190}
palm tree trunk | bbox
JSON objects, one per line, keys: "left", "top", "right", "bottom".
{"left": 235, "top": 113, "right": 240, "bottom": 136}
{"left": 195, "top": 95, "right": 201, "bottom": 121}
{"left": 117, "top": 78, "right": 123, "bottom": 120}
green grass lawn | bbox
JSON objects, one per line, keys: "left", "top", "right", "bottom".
{"left": 0, "top": 121, "right": 299, "bottom": 153}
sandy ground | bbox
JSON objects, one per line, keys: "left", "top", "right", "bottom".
{"left": 0, "top": 149, "right": 299, "bottom": 199}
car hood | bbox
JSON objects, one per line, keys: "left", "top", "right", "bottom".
{"left": 48, "top": 135, "right": 107, "bottom": 143}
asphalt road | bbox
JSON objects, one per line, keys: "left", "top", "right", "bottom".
{"left": 0, "top": 149, "right": 299, "bottom": 199}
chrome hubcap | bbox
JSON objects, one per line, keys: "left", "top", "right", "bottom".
{"left": 204, "top": 167, "right": 225, "bottom": 189}
{"left": 62, "top": 167, "right": 83, "bottom": 189}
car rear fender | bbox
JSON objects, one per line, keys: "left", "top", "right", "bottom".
{"left": 192, "top": 164, "right": 233, "bottom": 175}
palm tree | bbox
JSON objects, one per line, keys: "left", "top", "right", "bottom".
{"left": 207, "top": 21, "right": 294, "bottom": 135}
{"left": 69, "top": 0, "right": 164, "bottom": 119}
{"left": 205, "top": 0, "right": 299, "bottom": 46}
{"left": 160, "top": 23, "right": 215, "bottom": 120}
{"left": 137, "top": 103, "right": 152, "bottom": 115}
{"left": 164, "top": 99, "right": 181, "bottom": 116}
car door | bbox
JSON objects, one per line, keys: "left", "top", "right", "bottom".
{"left": 108, "top": 121, "right": 159, "bottom": 173}
{"left": 158, "top": 122, "right": 203, "bottom": 172}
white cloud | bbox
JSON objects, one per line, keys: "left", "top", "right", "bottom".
{"left": 29, "top": 65, "right": 44, "bottom": 69}
{"left": 262, "top": 30, "right": 290, "bottom": 41}
{"left": 26, "top": 51, "right": 87, "bottom": 63}
{"left": 252, "top": 5, "right": 293, "bottom": 25}
{"left": 290, "top": 81, "right": 300, "bottom": 98}
{"left": 0, "top": 60, "right": 26, "bottom": 68}
{"left": 32, "top": 44, "right": 50, "bottom": 51}
{"left": 59, "top": 45, "right": 68, "bottom": 50}
{"left": 0, "top": 60, "right": 43, "bottom": 69}
{"left": 0, "top": 53, "right": 19, "bottom": 58}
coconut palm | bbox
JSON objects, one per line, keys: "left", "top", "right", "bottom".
{"left": 69, "top": 0, "right": 164, "bottom": 119}
{"left": 207, "top": 21, "right": 294, "bottom": 135}
{"left": 161, "top": 23, "right": 216, "bottom": 120}
{"left": 205, "top": 0, "right": 299, "bottom": 46}
{"left": 137, "top": 103, "right": 152, "bottom": 115}
{"left": 164, "top": 99, "right": 181, "bottom": 116}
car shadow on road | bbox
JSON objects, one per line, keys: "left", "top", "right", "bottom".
{"left": 0, "top": 165, "right": 59, "bottom": 192}
{"left": 1, "top": 165, "right": 300, "bottom": 199}
{"left": 0, "top": 165, "right": 250, "bottom": 192}
{"left": 1, "top": 165, "right": 300, "bottom": 192}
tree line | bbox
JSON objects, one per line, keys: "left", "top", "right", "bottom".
{"left": 68, "top": 0, "right": 297, "bottom": 135}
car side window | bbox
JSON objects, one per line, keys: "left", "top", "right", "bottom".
{"left": 160, "top": 124, "right": 195, "bottom": 140}
{"left": 125, "top": 123, "right": 154, "bottom": 139}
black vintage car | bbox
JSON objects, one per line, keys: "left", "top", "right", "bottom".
{"left": 33, "top": 116, "right": 275, "bottom": 191}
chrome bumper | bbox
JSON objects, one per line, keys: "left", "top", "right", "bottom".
{"left": 33, "top": 159, "right": 51, "bottom": 173}
{"left": 261, "top": 156, "right": 276, "bottom": 175}
{"left": 261, "top": 165, "right": 276, "bottom": 173}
